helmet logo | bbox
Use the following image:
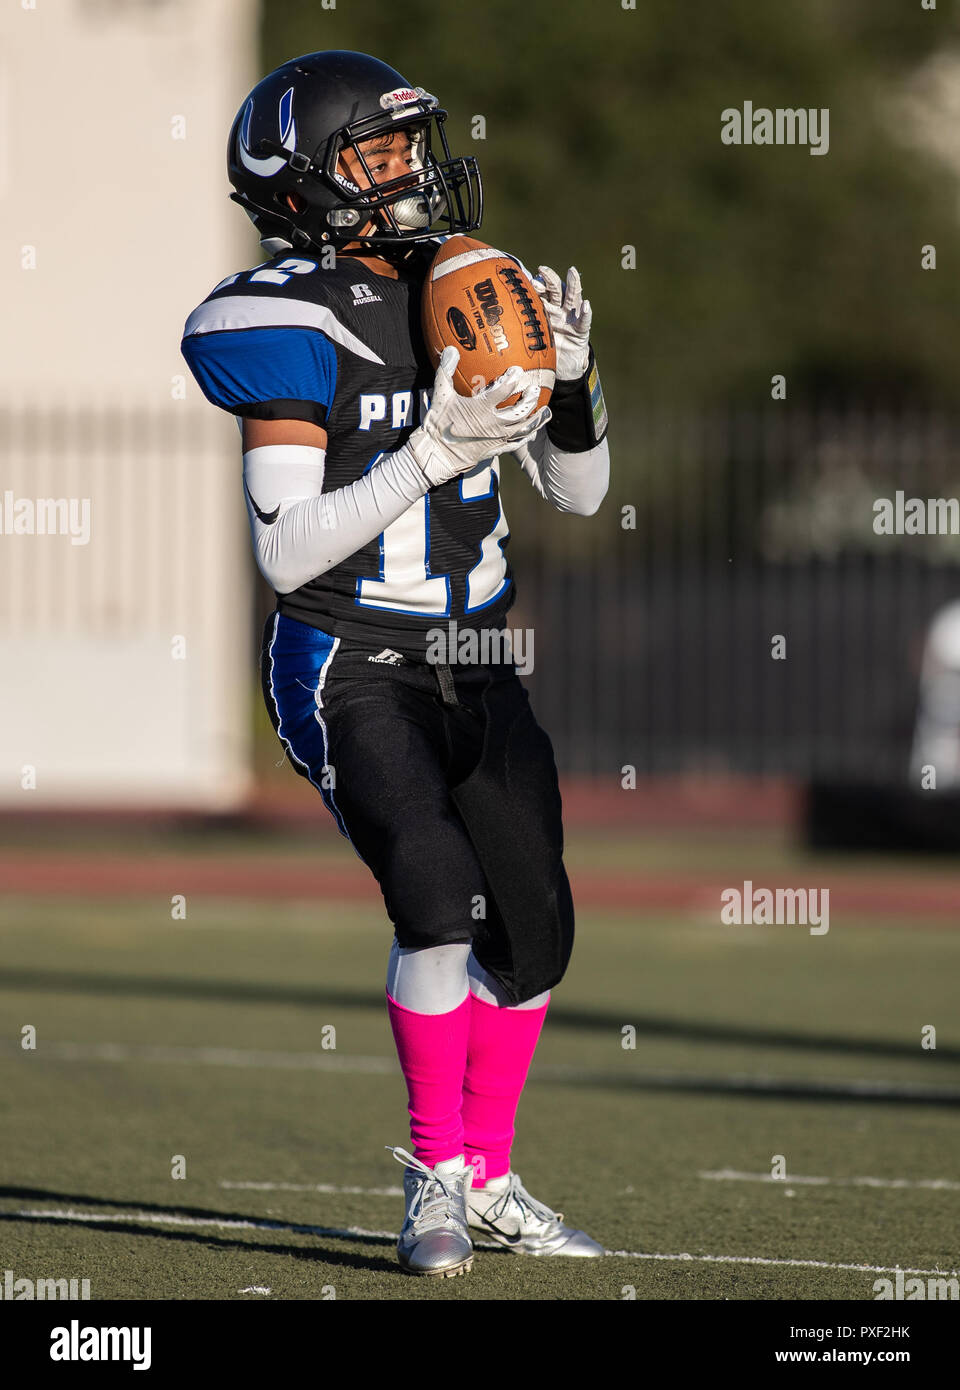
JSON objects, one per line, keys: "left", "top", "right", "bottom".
{"left": 379, "top": 87, "right": 419, "bottom": 110}
{"left": 332, "top": 169, "right": 361, "bottom": 195}
{"left": 238, "top": 85, "right": 297, "bottom": 177}
{"left": 379, "top": 85, "right": 436, "bottom": 117}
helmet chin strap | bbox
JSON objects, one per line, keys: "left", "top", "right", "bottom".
{"left": 257, "top": 222, "right": 428, "bottom": 261}
{"left": 341, "top": 237, "right": 422, "bottom": 267}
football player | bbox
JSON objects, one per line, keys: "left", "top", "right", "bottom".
{"left": 181, "top": 50, "right": 610, "bottom": 1278}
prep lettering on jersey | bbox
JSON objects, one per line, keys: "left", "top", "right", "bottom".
{"left": 358, "top": 390, "right": 419, "bottom": 432}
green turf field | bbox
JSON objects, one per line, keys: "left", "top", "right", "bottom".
{"left": 2, "top": 831, "right": 959, "bottom": 1301}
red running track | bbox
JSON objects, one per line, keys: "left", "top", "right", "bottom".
{"left": 1, "top": 849, "right": 958, "bottom": 920}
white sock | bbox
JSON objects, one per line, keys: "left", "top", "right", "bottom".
{"left": 467, "top": 951, "right": 550, "bottom": 1010}
{"left": 386, "top": 939, "right": 471, "bottom": 1014}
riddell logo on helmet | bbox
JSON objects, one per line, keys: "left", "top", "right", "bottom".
{"left": 333, "top": 170, "right": 361, "bottom": 194}
{"left": 380, "top": 87, "right": 419, "bottom": 109}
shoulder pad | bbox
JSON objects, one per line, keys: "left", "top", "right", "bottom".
{"left": 181, "top": 261, "right": 388, "bottom": 416}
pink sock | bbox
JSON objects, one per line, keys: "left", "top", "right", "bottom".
{"left": 462, "top": 993, "right": 549, "bottom": 1187}
{"left": 386, "top": 990, "right": 470, "bottom": 1168}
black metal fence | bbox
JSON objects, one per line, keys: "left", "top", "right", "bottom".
{"left": 505, "top": 406, "right": 960, "bottom": 781}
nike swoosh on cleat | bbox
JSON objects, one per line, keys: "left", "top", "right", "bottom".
{"left": 475, "top": 1217, "right": 523, "bottom": 1244}
{"left": 244, "top": 480, "right": 280, "bottom": 525}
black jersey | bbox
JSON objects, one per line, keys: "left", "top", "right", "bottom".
{"left": 181, "top": 242, "right": 517, "bottom": 656}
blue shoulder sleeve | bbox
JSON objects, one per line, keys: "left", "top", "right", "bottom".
{"left": 181, "top": 323, "right": 338, "bottom": 427}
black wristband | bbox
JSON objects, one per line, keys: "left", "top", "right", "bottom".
{"left": 545, "top": 346, "right": 609, "bottom": 453}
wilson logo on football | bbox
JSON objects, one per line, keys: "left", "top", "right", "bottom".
{"left": 473, "top": 279, "right": 509, "bottom": 352}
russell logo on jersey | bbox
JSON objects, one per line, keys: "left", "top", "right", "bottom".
{"left": 351, "top": 283, "right": 383, "bottom": 306}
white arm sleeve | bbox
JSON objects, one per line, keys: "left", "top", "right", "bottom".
{"left": 510, "top": 427, "right": 609, "bottom": 516}
{"left": 242, "top": 442, "right": 430, "bottom": 594}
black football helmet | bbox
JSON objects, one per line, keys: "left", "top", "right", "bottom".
{"left": 227, "top": 50, "right": 482, "bottom": 255}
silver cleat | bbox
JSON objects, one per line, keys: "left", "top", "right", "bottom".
{"left": 387, "top": 1146, "right": 475, "bottom": 1277}
{"left": 465, "top": 1170, "right": 604, "bottom": 1256}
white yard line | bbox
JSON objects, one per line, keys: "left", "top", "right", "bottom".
{"left": 4, "top": 1206, "right": 399, "bottom": 1242}
{"left": 229, "top": 1171, "right": 960, "bottom": 1201}
{"left": 604, "top": 1250, "right": 960, "bottom": 1275}
{"left": 0, "top": 1040, "right": 397, "bottom": 1074}
{"left": 700, "top": 1168, "right": 960, "bottom": 1191}
{"left": 4, "top": 1206, "right": 958, "bottom": 1277}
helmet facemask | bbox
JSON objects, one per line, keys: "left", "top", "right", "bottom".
{"left": 368, "top": 125, "right": 444, "bottom": 231}
{"left": 321, "top": 110, "right": 478, "bottom": 246}
{"left": 228, "top": 74, "right": 482, "bottom": 254}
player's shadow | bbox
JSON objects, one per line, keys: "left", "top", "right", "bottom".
{"left": 1, "top": 967, "right": 384, "bottom": 1012}
{"left": 0, "top": 1184, "right": 398, "bottom": 1276}
{"left": 547, "top": 1005, "right": 960, "bottom": 1063}
{"left": 6, "top": 965, "right": 960, "bottom": 1064}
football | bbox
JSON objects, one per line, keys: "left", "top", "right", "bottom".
{"left": 421, "top": 235, "right": 556, "bottom": 412}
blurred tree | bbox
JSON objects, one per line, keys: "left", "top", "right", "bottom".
{"left": 255, "top": 0, "right": 960, "bottom": 494}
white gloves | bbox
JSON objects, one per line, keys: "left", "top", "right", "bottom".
{"left": 533, "top": 265, "right": 592, "bottom": 381}
{"left": 407, "top": 346, "right": 552, "bottom": 488}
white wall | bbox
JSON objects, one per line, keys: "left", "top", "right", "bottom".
{"left": 0, "top": 0, "right": 261, "bottom": 808}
